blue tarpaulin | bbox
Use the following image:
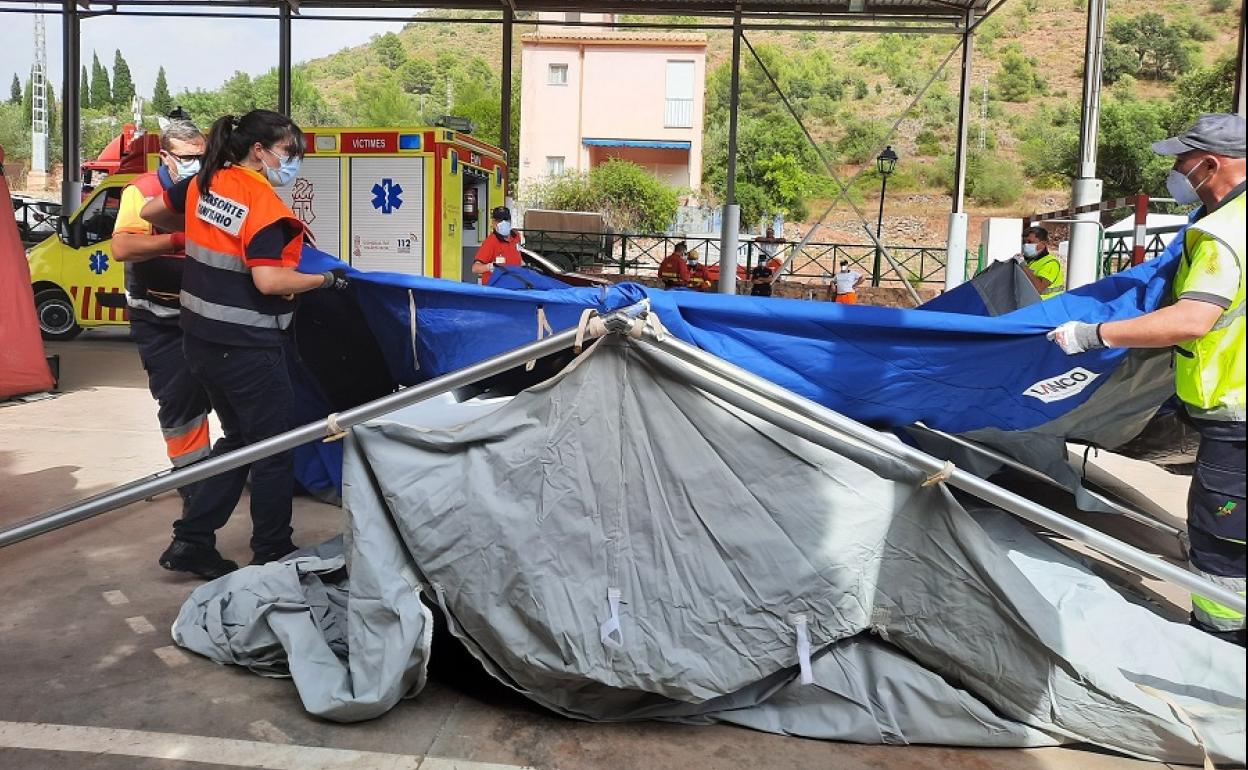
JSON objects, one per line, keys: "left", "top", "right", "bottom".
{"left": 289, "top": 244, "right": 1182, "bottom": 497}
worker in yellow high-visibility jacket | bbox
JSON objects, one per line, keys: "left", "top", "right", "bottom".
{"left": 1050, "top": 114, "right": 1245, "bottom": 646}
{"left": 1020, "top": 225, "right": 1065, "bottom": 300}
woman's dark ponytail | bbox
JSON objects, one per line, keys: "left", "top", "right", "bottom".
{"left": 197, "top": 114, "right": 237, "bottom": 193}
{"left": 197, "top": 110, "right": 304, "bottom": 194}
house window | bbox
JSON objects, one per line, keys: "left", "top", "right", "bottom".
{"left": 565, "top": 12, "right": 581, "bottom": 23}
{"left": 664, "top": 60, "right": 696, "bottom": 128}
{"left": 548, "top": 64, "right": 569, "bottom": 86}
{"left": 546, "top": 156, "right": 566, "bottom": 176}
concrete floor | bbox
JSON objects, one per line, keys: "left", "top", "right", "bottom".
{"left": 0, "top": 330, "right": 1201, "bottom": 770}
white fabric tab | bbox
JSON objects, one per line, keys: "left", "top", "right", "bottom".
{"left": 526, "top": 305, "right": 555, "bottom": 372}
{"left": 599, "top": 588, "right": 623, "bottom": 649}
{"left": 408, "top": 290, "right": 420, "bottom": 372}
{"left": 791, "top": 613, "right": 814, "bottom": 685}
{"left": 921, "top": 460, "right": 955, "bottom": 487}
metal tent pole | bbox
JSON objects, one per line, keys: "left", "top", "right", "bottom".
{"left": 60, "top": 0, "right": 82, "bottom": 213}
{"left": 718, "top": 3, "right": 743, "bottom": 295}
{"left": 907, "top": 422, "right": 1184, "bottom": 541}
{"left": 0, "top": 319, "right": 612, "bottom": 550}
{"left": 277, "top": 1, "right": 292, "bottom": 116}
{"left": 1068, "top": 0, "right": 1108, "bottom": 290}
{"left": 945, "top": 9, "right": 975, "bottom": 291}
{"left": 500, "top": 5, "right": 514, "bottom": 161}
{"left": 632, "top": 324, "right": 1246, "bottom": 616}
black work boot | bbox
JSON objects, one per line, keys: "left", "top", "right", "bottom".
{"left": 159, "top": 540, "right": 238, "bottom": 580}
{"left": 1189, "top": 613, "right": 1247, "bottom": 648}
{"left": 249, "top": 542, "right": 297, "bottom": 567}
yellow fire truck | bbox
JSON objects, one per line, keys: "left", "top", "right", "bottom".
{"left": 27, "top": 125, "right": 508, "bottom": 339}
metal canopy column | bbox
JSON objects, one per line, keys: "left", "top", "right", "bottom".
{"left": 278, "top": 2, "right": 293, "bottom": 115}
{"left": 1235, "top": 0, "right": 1246, "bottom": 117}
{"left": 945, "top": 8, "right": 975, "bottom": 291}
{"left": 501, "top": 5, "right": 514, "bottom": 162}
{"left": 1068, "top": 0, "right": 1108, "bottom": 290}
{"left": 718, "top": 3, "right": 743, "bottom": 295}
{"left": 60, "top": 0, "right": 81, "bottom": 213}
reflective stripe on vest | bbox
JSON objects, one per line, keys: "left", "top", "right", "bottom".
{"left": 181, "top": 168, "right": 300, "bottom": 346}
{"left": 181, "top": 290, "right": 294, "bottom": 330}
{"left": 1028, "top": 253, "right": 1065, "bottom": 300}
{"left": 1174, "top": 192, "right": 1246, "bottom": 423}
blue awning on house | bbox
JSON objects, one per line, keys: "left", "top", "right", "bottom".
{"left": 583, "top": 138, "right": 692, "bottom": 150}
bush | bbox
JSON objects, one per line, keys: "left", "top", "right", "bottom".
{"left": 1208, "top": 0, "right": 1232, "bottom": 11}
{"left": 588, "top": 160, "right": 680, "bottom": 233}
{"left": 916, "top": 128, "right": 943, "bottom": 156}
{"left": 524, "top": 160, "right": 679, "bottom": 233}
{"left": 993, "top": 46, "right": 1046, "bottom": 101}
{"left": 932, "top": 151, "right": 1024, "bottom": 206}
{"left": 837, "top": 117, "right": 887, "bottom": 164}
{"left": 1181, "top": 19, "right": 1216, "bottom": 42}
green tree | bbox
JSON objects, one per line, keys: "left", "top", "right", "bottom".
{"left": 89, "top": 52, "right": 111, "bottom": 109}
{"left": 372, "top": 32, "right": 407, "bottom": 70}
{"left": 345, "top": 71, "right": 415, "bottom": 126}
{"left": 152, "top": 66, "right": 173, "bottom": 114}
{"left": 398, "top": 58, "right": 435, "bottom": 95}
{"left": 1108, "top": 13, "right": 1193, "bottom": 81}
{"left": 8, "top": 74, "right": 19, "bottom": 105}
{"left": 112, "top": 49, "right": 135, "bottom": 107}
{"left": 79, "top": 66, "right": 89, "bottom": 108}
{"left": 21, "top": 76, "right": 30, "bottom": 123}
{"left": 524, "top": 160, "right": 679, "bottom": 232}
{"left": 1164, "top": 57, "right": 1236, "bottom": 133}
{"left": 1102, "top": 40, "right": 1141, "bottom": 85}
{"left": 993, "top": 45, "right": 1045, "bottom": 101}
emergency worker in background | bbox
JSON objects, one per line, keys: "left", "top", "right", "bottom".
{"left": 141, "top": 110, "right": 350, "bottom": 579}
{"left": 833, "top": 260, "right": 863, "bottom": 304}
{"left": 1019, "top": 226, "right": 1065, "bottom": 300}
{"left": 472, "top": 206, "right": 522, "bottom": 285}
{"left": 111, "top": 118, "right": 212, "bottom": 479}
{"left": 686, "top": 249, "right": 711, "bottom": 291}
{"left": 1049, "top": 114, "right": 1246, "bottom": 646}
{"left": 658, "top": 241, "right": 690, "bottom": 289}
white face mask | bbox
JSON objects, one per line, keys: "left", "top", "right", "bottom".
{"left": 1165, "top": 162, "right": 1211, "bottom": 205}
{"left": 496, "top": 221, "right": 512, "bottom": 237}
{"left": 1022, "top": 243, "right": 1039, "bottom": 258}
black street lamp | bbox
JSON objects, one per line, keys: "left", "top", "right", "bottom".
{"left": 872, "top": 145, "right": 899, "bottom": 287}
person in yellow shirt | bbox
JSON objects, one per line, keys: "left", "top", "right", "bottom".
{"left": 1020, "top": 226, "right": 1065, "bottom": 300}
{"left": 111, "top": 118, "right": 213, "bottom": 473}
{"left": 1049, "top": 114, "right": 1245, "bottom": 645}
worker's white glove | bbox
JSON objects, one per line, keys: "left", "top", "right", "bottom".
{"left": 1047, "top": 321, "right": 1106, "bottom": 355}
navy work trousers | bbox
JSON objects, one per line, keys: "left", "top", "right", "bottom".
{"left": 173, "top": 335, "right": 295, "bottom": 554}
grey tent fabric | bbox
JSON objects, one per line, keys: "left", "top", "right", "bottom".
{"left": 171, "top": 338, "right": 1244, "bottom": 764}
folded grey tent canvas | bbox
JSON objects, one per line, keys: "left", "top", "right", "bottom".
{"left": 174, "top": 338, "right": 1245, "bottom": 765}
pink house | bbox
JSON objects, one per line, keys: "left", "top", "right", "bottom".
{"left": 518, "top": 13, "right": 707, "bottom": 194}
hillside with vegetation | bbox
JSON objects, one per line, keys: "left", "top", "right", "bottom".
{"left": 2, "top": 0, "right": 1240, "bottom": 241}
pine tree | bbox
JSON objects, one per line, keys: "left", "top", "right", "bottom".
{"left": 89, "top": 52, "right": 111, "bottom": 109}
{"left": 151, "top": 66, "right": 173, "bottom": 114}
{"left": 21, "top": 76, "right": 31, "bottom": 123}
{"left": 8, "top": 74, "right": 19, "bottom": 105}
{"left": 80, "top": 66, "right": 89, "bottom": 108}
{"left": 112, "top": 49, "right": 135, "bottom": 107}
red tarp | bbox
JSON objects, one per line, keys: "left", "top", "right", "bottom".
{"left": 0, "top": 145, "right": 55, "bottom": 398}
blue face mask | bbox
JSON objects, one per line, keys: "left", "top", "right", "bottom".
{"left": 496, "top": 221, "right": 513, "bottom": 237}
{"left": 262, "top": 147, "right": 301, "bottom": 187}
{"left": 175, "top": 158, "right": 201, "bottom": 180}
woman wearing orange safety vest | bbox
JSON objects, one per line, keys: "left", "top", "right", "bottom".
{"left": 142, "top": 110, "right": 349, "bottom": 579}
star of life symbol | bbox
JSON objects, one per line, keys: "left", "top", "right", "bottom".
{"left": 371, "top": 178, "right": 403, "bottom": 214}
{"left": 290, "top": 177, "right": 316, "bottom": 225}
{"left": 88, "top": 250, "right": 109, "bottom": 275}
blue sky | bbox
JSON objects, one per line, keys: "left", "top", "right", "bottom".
{"left": 0, "top": 6, "right": 417, "bottom": 100}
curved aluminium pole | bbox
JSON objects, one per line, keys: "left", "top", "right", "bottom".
{"left": 0, "top": 316, "right": 618, "bottom": 550}
{"left": 632, "top": 323, "right": 1246, "bottom": 616}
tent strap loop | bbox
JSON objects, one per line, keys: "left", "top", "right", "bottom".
{"left": 323, "top": 412, "right": 348, "bottom": 443}
{"left": 921, "top": 459, "right": 956, "bottom": 487}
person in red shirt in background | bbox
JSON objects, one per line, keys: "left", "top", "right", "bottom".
{"left": 471, "top": 206, "right": 522, "bottom": 284}
{"left": 657, "top": 241, "right": 690, "bottom": 288}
